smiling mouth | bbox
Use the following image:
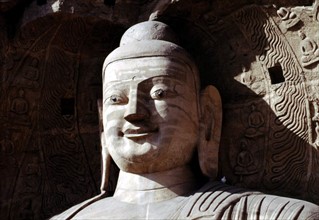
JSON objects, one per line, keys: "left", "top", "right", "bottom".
{"left": 124, "top": 133, "right": 152, "bottom": 138}
{"left": 121, "top": 128, "right": 158, "bottom": 139}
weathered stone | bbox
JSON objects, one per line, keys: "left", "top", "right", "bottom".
{"left": 53, "top": 20, "right": 319, "bottom": 219}
{"left": 1, "top": 0, "right": 319, "bottom": 219}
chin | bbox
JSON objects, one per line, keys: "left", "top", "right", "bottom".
{"left": 116, "top": 154, "right": 193, "bottom": 174}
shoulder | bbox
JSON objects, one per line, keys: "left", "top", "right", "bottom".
{"left": 178, "top": 181, "right": 319, "bottom": 220}
{"left": 50, "top": 202, "right": 86, "bottom": 219}
{"left": 50, "top": 194, "right": 108, "bottom": 220}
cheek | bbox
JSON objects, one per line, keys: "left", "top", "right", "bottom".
{"left": 104, "top": 106, "right": 125, "bottom": 122}
{"left": 103, "top": 106, "right": 125, "bottom": 134}
{"left": 155, "top": 98, "right": 198, "bottom": 121}
{"left": 153, "top": 100, "right": 169, "bottom": 118}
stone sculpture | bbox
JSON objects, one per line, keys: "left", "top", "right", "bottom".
{"left": 277, "top": 6, "right": 300, "bottom": 30}
{"left": 52, "top": 21, "right": 319, "bottom": 219}
{"left": 234, "top": 141, "right": 257, "bottom": 180}
{"left": 298, "top": 30, "right": 319, "bottom": 67}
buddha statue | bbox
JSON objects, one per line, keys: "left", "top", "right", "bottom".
{"left": 298, "top": 30, "right": 319, "bottom": 66}
{"left": 52, "top": 21, "right": 319, "bottom": 219}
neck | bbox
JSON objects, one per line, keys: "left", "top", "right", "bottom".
{"left": 114, "top": 166, "right": 198, "bottom": 204}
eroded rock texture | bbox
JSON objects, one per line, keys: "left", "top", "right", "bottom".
{"left": 0, "top": 11, "right": 124, "bottom": 219}
{"left": 0, "top": 0, "right": 318, "bottom": 219}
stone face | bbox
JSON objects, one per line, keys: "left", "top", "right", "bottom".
{"left": 53, "top": 20, "right": 319, "bottom": 219}
{"left": 1, "top": 0, "right": 319, "bottom": 219}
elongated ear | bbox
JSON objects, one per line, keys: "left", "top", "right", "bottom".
{"left": 97, "top": 99, "right": 111, "bottom": 193}
{"left": 198, "top": 86, "right": 222, "bottom": 179}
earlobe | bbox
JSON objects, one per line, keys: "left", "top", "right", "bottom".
{"left": 97, "top": 99, "right": 111, "bottom": 193}
{"left": 100, "top": 133, "right": 111, "bottom": 193}
{"left": 97, "top": 99, "right": 103, "bottom": 134}
{"left": 198, "top": 86, "right": 222, "bottom": 179}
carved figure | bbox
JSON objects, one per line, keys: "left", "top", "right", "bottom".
{"left": 277, "top": 7, "right": 300, "bottom": 30}
{"left": 0, "top": 136, "right": 14, "bottom": 155}
{"left": 24, "top": 156, "right": 41, "bottom": 193}
{"left": 10, "top": 89, "right": 28, "bottom": 115}
{"left": 23, "top": 58, "right": 39, "bottom": 81}
{"left": 0, "top": 132, "right": 16, "bottom": 168}
{"left": 298, "top": 30, "right": 319, "bottom": 67}
{"left": 52, "top": 21, "right": 319, "bottom": 219}
{"left": 245, "top": 103, "right": 265, "bottom": 138}
{"left": 234, "top": 141, "right": 257, "bottom": 181}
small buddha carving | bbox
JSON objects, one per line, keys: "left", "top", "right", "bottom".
{"left": 10, "top": 89, "right": 28, "bottom": 115}
{"left": 245, "top": 103, "right": 265, "bottom": 138}
{"left": 277, "top": 7, "right": 300, "bottom": 30}
{"left": 234, "top": 141, "right": 258, "bottom": 182}
{"left": 298, "top": 30, "right": 319, "bottom": 67}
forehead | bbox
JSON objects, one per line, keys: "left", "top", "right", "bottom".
{"left": 103, "top": 57, "right": 195, "bottom": 84}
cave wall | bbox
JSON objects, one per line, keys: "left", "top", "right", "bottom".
{"left": 0, "top": 0, "right": 319, "bottom": 219}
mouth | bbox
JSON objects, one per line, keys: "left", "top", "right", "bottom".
{"left": 121, "top": 127, "right": 158, "bottom": 139}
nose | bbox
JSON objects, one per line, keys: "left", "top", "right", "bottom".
{"left": 124, "top": 90, "right": 149, "bottom": 122}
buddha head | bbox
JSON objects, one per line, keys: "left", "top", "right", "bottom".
{"left": 99, "top": 21, "right": 222, "bottom": 192}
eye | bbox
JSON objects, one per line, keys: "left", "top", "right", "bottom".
{"left": 105, "top": 94, "right": 127, "bottom": 105}
{"left": 110, "top": 95, "right": 119, "bottom": 103}
{"left": 151, "top": 89, "right": 166, "bottom": 100}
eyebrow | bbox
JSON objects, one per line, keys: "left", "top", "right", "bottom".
{"left": 103, "top": 75, "right": 189, "bottom": 97}
{"left": 104, "top": 74, "right": 188, "bottom": 84}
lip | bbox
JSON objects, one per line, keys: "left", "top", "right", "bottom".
{"left": 122, "top": 127, "right": 158, "bottom": 139}
{"left": 124, "top": 133, "right": 152, "bottom": 138}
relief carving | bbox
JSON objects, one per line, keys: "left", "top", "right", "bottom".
{"left": 234, "top": 141, "right": 258, "bottom": 181}
{"left": 9, "top": 88, "right": 31, "bottom": 126}
{"left": 245, "top": 103, "right": 265, "bottom": 138}
{"left": 10, "top": 89, "right": 28, "bottom": 115}
{"left": 298, "top": 30, "right": 319, "bottom": 67}
{"left": 0, "top": 14, "right": 124, "bottom": 219}
{"left": 277, "top": 6, "right": 300, "bottom": 32}
{"left": 21, "top": 57, "right": 40, "bottom": 88}
{"left": 1, "top": 0, "right": 319, "bottom": 219}
{"left": 0, "top": 134, "right": 16, "bottom": 168}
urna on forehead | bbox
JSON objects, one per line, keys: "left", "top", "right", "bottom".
{"left": 102, "top": 21, "right": 200, "bottom": 87}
